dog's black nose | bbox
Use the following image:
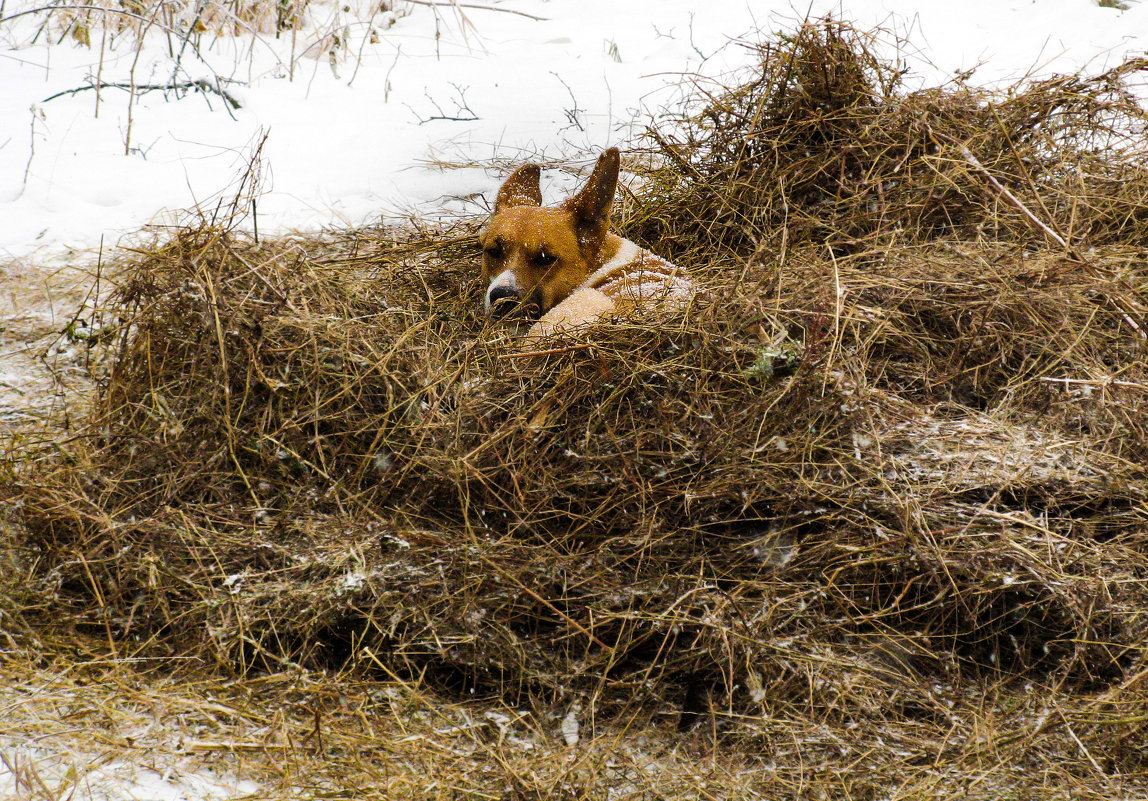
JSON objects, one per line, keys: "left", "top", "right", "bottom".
{"left": 487, "top": 285, "right": 520, "bottom": 317}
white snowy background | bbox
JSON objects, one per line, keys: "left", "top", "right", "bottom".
{"left": 3, "top": 0, "right": 1148, "bottom": 264}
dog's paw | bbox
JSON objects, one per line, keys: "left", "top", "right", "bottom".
{"left": 523, "top": 288, "right": 614, "bottom": 345}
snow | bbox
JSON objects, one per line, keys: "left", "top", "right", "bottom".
{"left": 4, "top": 0, "right": 1148, "bottom": 264}
{"left": 0, "top": 742, "right": 259, "bottom": 801}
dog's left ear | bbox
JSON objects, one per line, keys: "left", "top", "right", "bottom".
{"left": 495, "top": 164, "right": 543, "bottom": 212}
{"left": 565, "top": 148, "right": 620, "bottom": 249}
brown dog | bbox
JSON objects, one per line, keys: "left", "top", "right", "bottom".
{"left": 480, "top": 148, "right": 691, "bottom": 340}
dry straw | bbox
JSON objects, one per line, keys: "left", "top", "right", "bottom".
{"left": 6, "top": 18, "right": 1148, "bottom": 799}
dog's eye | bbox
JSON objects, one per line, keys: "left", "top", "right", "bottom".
{"left": 484, "top": 244, "right": 503, "bottom": 260}
{"left": 532, "top": 251, "right": 558, "bottom": 268}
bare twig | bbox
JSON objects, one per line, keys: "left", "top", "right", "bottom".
{"left": 551, "top": 71, "right": 585, "bottom": 132}
{"left": 410, "top": 83, "right": 479, "bottom": 124}
{"left": 495, "top": 342, "right": 594, "bottom": 359}
{"left": 168, "top": 0, "right": 210, "bottom": 87}
{"left": 94, "top": 8, "right": 107, "bottom": 117}
{"left": 402, "top": 0, "right": 548, "bottom": 21}
{"left": 43, "top": 77, "right": 243, "bottom": 110}
{"left": 18, "top": 106, "right": 43, "bottom": 199}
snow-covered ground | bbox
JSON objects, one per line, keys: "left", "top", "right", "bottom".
{"left": 3, "top": 0, "right": 1148, "bottom": 263}
{"left": 0, "top": 744, "right": 259, "bottom": 801}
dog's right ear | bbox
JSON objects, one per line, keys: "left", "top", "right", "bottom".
{"left": 564, "top": 148, "right": 620, "bottom": 250}
{"left": 494, "top": 164, "right": 543, "bottom": 212}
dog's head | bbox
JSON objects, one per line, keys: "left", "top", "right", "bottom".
{"left": 480, "top": 148, "right": 620, "bottom": 320}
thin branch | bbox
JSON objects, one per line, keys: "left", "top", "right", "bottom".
{"left": 19, "top": 107, "right": 42, "bottom": 198}
{"left": 410, "top": 83, "right": 478, "bottom": 124}
{"left": 497, "top": 343, "right": 594, "bottom": 359}
{"left": 43, "top": 78, "right": 242, "bottom": 110}
{"left": 169, "top": 0, "right": 210, "bottom": 87}
{"left": 551, "top": 71, "right": 584, "bottom": 132}
{"left": 401, "top": 0, "right": 548, "bottom": 21}
{"left": 383, "top": 44, "right": 402, "bottom": 102}
{"left": 955, "top": 141, "right": 1069, "bottom": 250}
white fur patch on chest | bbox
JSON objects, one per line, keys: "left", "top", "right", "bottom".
{"left": 580, "top": 238, "right": 692, "bottom": 304}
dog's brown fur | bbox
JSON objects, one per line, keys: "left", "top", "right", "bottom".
{"left": 480, "top": 148, "right": 690, "bottom": 340}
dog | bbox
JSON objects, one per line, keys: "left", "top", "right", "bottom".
{"left": 480, "top": 148, "right": 691, "bottom": 340}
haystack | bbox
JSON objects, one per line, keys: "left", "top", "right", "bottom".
{"left": 7, "top": 18, "right": 1148, "bottom": 798}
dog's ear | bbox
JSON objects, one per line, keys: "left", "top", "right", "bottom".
{"left": 565, "top": 148, "right": 620, "bottom": 249}
{"left": 494, "top": 164, "right": 543, "bottom": 212}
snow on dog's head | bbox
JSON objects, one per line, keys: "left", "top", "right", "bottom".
{"left": 479, "top": 149, "right": 620, "bottom": 320}
{"left": 479, "top": 149, "right": 691, "bottom": 341}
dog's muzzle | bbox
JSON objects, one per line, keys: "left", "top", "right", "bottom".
{"left": 486, "top": 285, "right": 520, "bottom": 318}
{"left": 485, "top": 280, "right": 542, "bottom": 320}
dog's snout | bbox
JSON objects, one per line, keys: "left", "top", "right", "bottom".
{"left": 487, "top": 284, "right": 520, "bottom": 317}
{"left": 489, "top": 285, "right": 518, "bottom": 305}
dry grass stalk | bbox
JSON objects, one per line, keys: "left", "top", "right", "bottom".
{"left": 630, "top": 21, "right": 1148, "bottom": 267}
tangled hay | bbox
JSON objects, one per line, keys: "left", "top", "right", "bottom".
{"left": 7, "top": 18, "right": 1148, "bottom": 798}
{"left": 631, "top": 21, "right": 1148, "bottom": 261}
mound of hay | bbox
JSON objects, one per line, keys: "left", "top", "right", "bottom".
{"left": 8, "top": 19, "right": 1148, "bottom": 792}
{"left": 631, "top": 21, "right": 1148, "bottom": 260}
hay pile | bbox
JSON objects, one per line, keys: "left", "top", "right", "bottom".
{"left": 8, "top": 19, "right": 1148, "bottom": 798}
{"left": 631, "top": 21, "right": 1148, "bottom": 259}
